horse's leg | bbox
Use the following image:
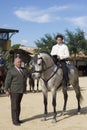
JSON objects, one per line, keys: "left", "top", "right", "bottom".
{"left": 51, "top": 89, "right": 57, "bottom": 123}
{"left": 62, "top": 85, "right": 68, "bottom": 115}
{"left": 73, "top": 84, "right": 82, "bottom": 114}
{"left": 1, "top": 81, "right": 4, "bottom": 93}
{"left": 29, "top": 78, "right": 34, "bottom": 92}
{"left": 0, "top": 84, "right": 1, "bottom": 93}
{"left": 29, "top": 80, "right": 32, "bottom": 92}
{"left": 0, "top": 80, "right": 2, "bottom": 93}
{"left": 37, "top": 79, "right": 39, "bottom": 92}
{"left": 0, "top": 79, "right": 4, "bottom": 94}
{"left": 41, "top": 91, "right": 48, "bottom": 121}
{"left": 32, "top": 79, "right": 35, "bottom": 93}
{"left": 0, "top": 77, "right": 4, "bottom": 94}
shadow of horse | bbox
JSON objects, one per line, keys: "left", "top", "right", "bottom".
{"left": 21, "top": 106, "right": 87, "bottom": 123}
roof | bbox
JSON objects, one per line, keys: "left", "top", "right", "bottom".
{"left": 19, "top": 46, "right": 36, "bottom": 54}
{"left": 10, "top": 48, "right": 32, "bottom": 55}
{"left": 0, "top": 28, "right": 19, "bottom": 40}
{"left": 0, "top": 28, "right": 19, "bottom": 33}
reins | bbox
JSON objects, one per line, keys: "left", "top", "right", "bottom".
{"left": 38, "top": 55, "right": 59, "bottom": 84}
{"left": 40, "top": 66, "right": 58, "bottom": 85}
{"left": 33, "top": 51, "right": 60, "bottom": 85}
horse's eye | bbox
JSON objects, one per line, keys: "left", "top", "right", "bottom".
{"left": 38, "top": 63, "right": 41, "bottom": 66}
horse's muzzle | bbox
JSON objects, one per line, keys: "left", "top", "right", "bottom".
{"left": 32, "top": 72, "right": 41, "bottom": 79}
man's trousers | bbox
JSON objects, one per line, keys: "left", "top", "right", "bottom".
{"left": 10, "top": 93, "right": 23, "bottom": 123}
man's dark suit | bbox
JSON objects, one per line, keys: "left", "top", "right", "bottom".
{"left": 5, "top": 66, "right": 27, "bottom": 124}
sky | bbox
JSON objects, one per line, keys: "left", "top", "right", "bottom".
{"left": 0, "top": 0, "right": 87, "bottom": 47}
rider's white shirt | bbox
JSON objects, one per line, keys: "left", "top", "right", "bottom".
{"left": 51, "top": 43, "right": 70, "bottom": 60}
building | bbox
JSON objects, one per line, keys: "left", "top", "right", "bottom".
{"left": 19, "top": 45, "right": 37, "bottom": 54}
{"left": 0, "top": 28, "right": 19, "bottom": 50}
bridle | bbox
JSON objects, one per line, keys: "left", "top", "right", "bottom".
{"left": 33, "top": 54, "right": 58, "bottom": 83}
{"left": 34, "top": 57, "right": 54, "bottom": 73}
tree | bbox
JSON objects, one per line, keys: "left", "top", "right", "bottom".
{"left": 34, "top": 28, "right": 87, "bottom": 56}
{"left": 0, "top": 47, "right": 12, "bottom": 69}
{"left": 11, "top": 44, "right": 21, "bottom": 50}
{"left": 65, "top": 28, "right": 87, "bottom": 56}
{"left": 35, "top": 34, "right": 56, "bottom": 52}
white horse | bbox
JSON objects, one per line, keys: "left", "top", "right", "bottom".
{"left": 31, "top": 50, "right": 83, "bottom": 123}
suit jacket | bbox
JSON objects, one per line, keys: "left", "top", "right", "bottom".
{"left": 4, "top": 67, "right": 27, "bottom": 93}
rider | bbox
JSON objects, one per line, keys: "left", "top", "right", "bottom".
{"left": 51, "top": 34, "right": 70, "bottom": 87}
{"left": 0, "top": 53, "right": 5, "bottom": 67}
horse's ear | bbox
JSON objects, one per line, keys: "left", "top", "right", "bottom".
{"left": 38, "top": 54, "right": 41, "bottom": 58}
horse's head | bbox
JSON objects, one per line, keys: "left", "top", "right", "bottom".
{"left": 31, "top": 51, "right": 55, "bottom": 79}
{"left": 30, "top": 53, "right": 43, "bottom": 79}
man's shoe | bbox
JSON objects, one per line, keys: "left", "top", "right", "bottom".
{"left": 18, "top": 120, "right": 23, "bottom": 123}
{"left": 13, "top": 122, "right": 21, "bottom": 126}
{"left": 67, "top": 82, "right": 70, "bottom": 86}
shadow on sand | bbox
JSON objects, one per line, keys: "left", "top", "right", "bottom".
{"left": 0, "top": 93, "right": 6, "bottom": 97}
{"left": 21, "top": 106, "right": 87, "bottom": 123}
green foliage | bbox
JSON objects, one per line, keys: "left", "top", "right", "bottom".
{"left": 0, "top": 28, "right": 87, "bottom": 69}
{"left": 0, "top": 48, "right": 13, "bottom": 69}
{"left": 11, "top": 44, "right": 21, "bottom": 50}
{"left": 65, "top": 28, "right": 87, "bottom": 55}
{"left": 3, "top": 50, "right": 13, "bottom": 69}
{"left": 34, "top": 28, "right": 87, "bottom": 55}
{"left": 0, "top": 43, "right": 21, "bottom": 69}
{"left": 35, "top": 34, "right": 56, "bottom": 53}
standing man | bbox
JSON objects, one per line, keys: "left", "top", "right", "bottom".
{"left": 4, "top": 57, "right": 27, "bottom": 126}
{"left": 51, "top": 34, "right": 70, "bottom": 86}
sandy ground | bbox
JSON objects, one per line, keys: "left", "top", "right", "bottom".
{"left": 0, "top": 77, "right": 87, "bottom": 130}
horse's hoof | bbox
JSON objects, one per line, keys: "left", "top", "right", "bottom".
{"left": 41, "top": 117, "right": 46, "bottom": 121}
{"left": 77, "top": 112, "right": 81, "bottom": 115}
{"left": 51, "top": 118, "right": 57, "bottom": 123}
{"left": 61, "top": 111, "right": 66, "bottom": 116}
{"left": 32, "top": 90, "right": 35, "bottom": 93}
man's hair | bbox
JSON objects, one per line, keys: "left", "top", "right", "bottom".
{"left": 55, "top": 34, "right": 63, "bottom": 40}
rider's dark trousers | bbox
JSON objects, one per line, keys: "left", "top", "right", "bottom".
{"left": 10, "top": 93, "right": 23, "bottom": 123}
{"left": 60, "top": 60, "right": 68, "bottom": 86}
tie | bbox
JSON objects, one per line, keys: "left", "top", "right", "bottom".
{"left": 19, "top": 68, "right": 23, "bottom": 75}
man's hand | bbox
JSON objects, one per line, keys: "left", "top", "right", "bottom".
{"left": 5, "top": 91, "right": 10, "bottom": 97}
{"left": 57, "top": 55, "right": 60, "bottom": 60}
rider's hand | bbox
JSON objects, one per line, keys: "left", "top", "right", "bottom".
{"left": 57, "top": 55, "right": 60, "bottom": 60}
{"left": 5, "top": 91, "right": 10, "bottom": 97}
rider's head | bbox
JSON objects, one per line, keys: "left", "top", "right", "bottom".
{"left": 55, "top": 34, "right": 63, "bottom": 45}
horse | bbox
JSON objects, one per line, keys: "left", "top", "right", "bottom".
{"left": 28, "top": 69, "right": 40, "bottom": 92}
{"left": 31, "top": 50, "right": 83, "bottom": 123}
{"left": 0, "top": 66, "right": 7, "bottom": 93}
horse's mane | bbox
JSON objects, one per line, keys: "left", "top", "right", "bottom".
{"left": 32, "top": 50, "right": 57, "bottom": 65}
{"left": 33, "top": 53, "right": 38, "bottom": 63}
{"left": 39, "top": 50, "right": 57, "bottom": 64}
{"left": 32, "top": 50, "right": 52, "bottom": 64}
{"left": 39, "top": 50, "right": 54, "bottom": 59}
{"left": 39, "top": 50, "right": 51, "bottom": 56}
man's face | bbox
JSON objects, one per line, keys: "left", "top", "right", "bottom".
{"left": 56, "top": 37, "right": 62, "bottom": 44}
{"left": 14, "top": 58, "right": 21, "bottom": 68}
